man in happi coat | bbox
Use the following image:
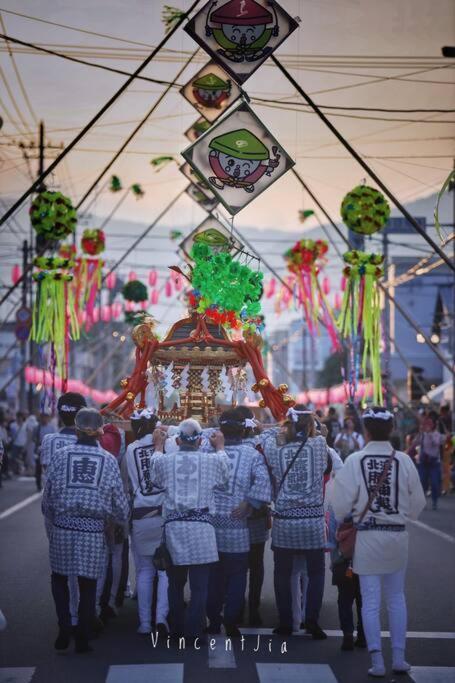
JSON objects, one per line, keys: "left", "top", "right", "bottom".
{"left": 206, "top": 408, "right": 271, "bottom": 637}
{"left": 151, "top": 419, "right": 229, "bottom": 643}
{"left": 43, "top": 408, "right": 129, "bottom": 653}
{"left": 40, "top": 391, "right": 87, "bottom": 629}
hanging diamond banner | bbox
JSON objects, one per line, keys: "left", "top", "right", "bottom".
{"left": 180, "top": 60, "right": 241, "bottom": 122}
{"left": 184, "top": 0, "right": 299, "bottom": 85}
{"left": 180, "top": 162, "right": 217, "bottom": 201}
{"left": 181, "top": 100, "right": 294, "bottom": 215}
{"left": 184, "top": 117, "right": 212, "bottom": 143}
{"left": 179, "top": 215, "right": 244, "bottom": 261}
{"left": 185, "top": 184, "right": 220, "bottom": 212}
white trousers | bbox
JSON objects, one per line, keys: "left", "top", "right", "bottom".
{"left": 96, "top": 545, "right": 123, "bottom": 610}
{"left": 359, "top": 569, "right": 407, "bottom": 653}
{"left": 291, "top": 557, "right": 308, "bottom": 632}
{"left": 135, "top": 553, "right": 169, "bottom": 628}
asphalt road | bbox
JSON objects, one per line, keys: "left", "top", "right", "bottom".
{"left": 1, "top": 478, "right": 454, "bottom": 683}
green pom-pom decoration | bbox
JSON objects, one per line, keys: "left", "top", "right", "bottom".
{"left": 122, "top": 280, "right": 148, "bottom": 302}
{"left": 341, "top": 185, "right": 390, "bottom": 235}
{"left": 30, "top": 190, "right": 77, "bottom": 241}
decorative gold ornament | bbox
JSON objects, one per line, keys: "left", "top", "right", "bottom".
{"left": 278, "top": 383, "right": 288, "bottom": 394}
{"left": 251, "top": 383, "right": 259, "bottom": 393}
{"left": 259, "top": 378, "right": 269, "bottom": 388}
{"left": 283, "top": 394, "right": 294, "bottom": 404}
{"left": 132, "top": 319, "right": 157, "bottom": 348}
{"left": 258, "top": 399, "right": 266, "bottom": 408}
{"left": 243, "top": 329, "right": 263, "bottom": 349}
{"left": 126, "top": 392, "right": 135, "bottom": 401}
{"left": 120, "top": 378, "right": 128, "bottom": 388}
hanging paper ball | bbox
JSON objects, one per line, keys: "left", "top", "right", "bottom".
{"left": 284, "top": 239, "right": 328, "bottom": 274}
{"left": 81, "top": 228, "right": 105, "bottom": 256}
{"left": 30, "top": 190, "right": 77, "bottom": 241}
{"left": 11, "top": 265, "right": 21, "bottom": 285}
{"left": 105, "top": 272, "right": 117, "bottom": 290}
{"left": 122, "top": 279, "right": 148, "bottom": 303}
{"left": 341, "top": 185, "right": 390, "bottom": 235}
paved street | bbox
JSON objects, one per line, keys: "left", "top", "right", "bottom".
{"left": 1, "top": 480, "right": 454, "bottom": 683}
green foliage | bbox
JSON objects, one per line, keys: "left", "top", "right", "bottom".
{"left": 122, "top": 280, "right": 148, "bottom": 303}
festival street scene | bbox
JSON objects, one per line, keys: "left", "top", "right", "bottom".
{"left": 0, "top": 1, "right": 454, "bottom": 682}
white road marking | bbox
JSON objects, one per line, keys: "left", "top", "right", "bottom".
{"left": 0, "top": 493, "right": 42, "bottom": 521}
{"left": 240, "top": 627, "right": 455, "bottom": 639}
{"left": 408, "top": 519, "right": 455, "bottom": 545}
{"left": 0, "top": 668, "right": 35, "bottom": 683}
{"left": 106, "top": 664, "right": 184, "bottom": 683}
{"left": 256, "top": 663, "right": 338, "bottom": 683}
{"left": 207, "top": 635, "right": 237, "bottom": 668}
{"left": 410, "top": 666, "right": 455, "bottom": 683}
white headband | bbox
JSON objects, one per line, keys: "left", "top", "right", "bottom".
{"left": 362, "top": 408, "right": 393, "bottom": 421}
{"left": 286, "top": 407, "right": 312, "bottom": 423}
{"left": 131, "top": 408, "right": 156, "bottom": 421}
{"left": 59, "top": 405, "right": 78, "bottom": 413}
{"left": 244, "top": 418, "right": 257, "bottom": 429}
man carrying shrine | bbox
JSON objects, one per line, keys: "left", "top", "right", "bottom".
{"left": 206, "top": 408, "right": 271, "bottom": 637}
{"left": 151, "top": 420, "right": 229, "bottom": 644}
{"left": 43, "top": 408, "right": 129, "bottom": 654}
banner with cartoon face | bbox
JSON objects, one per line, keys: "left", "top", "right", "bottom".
{"left": 184, "top": 0, "right": 299, "bottom": 85}
{"left": 180, "top": 162, "right": 217, "bottom": 200}
{"left": 181, "top": 61, "right": 241, "bottom": 123}
{"left": 179, "top": 216, "right": 244, "bottom": 261}
{"left": 181, "top": 100, "right": 294, "bottom": 215}
{"left": 184, "top": 117, "right": 212, "bottom": 143}
{"left": 185, "top": 184, "right": 220, "bottom": 212}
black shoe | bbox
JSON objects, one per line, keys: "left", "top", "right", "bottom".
{"left": 54, "top": 628, "right": 71, "bottom": 650}
{"left": 75, "top": 637, "right": 93, "bottom": 654}
{"left": 204, "top": 623, "right": 221, "bottom": 635}
{"left": 355, "top": 632, "right": 367, "bottom": 648}
{"left": 224, "top": 623, "right": 242, "bottom": 638}
{"left": 341, "top": 633, "right": 354, "bottom": 651}
{"left": 100, "top": 605, "right": 117, "bottom": 624}
{"left": 156, "top": 623, "right": 169, "bottom": 638}
{"left": 305, "top": 622, "right": 327, "bottom": 640}
{"left": 273, "top": 626, "right": 293, "bottom": 636}
{"left": 248, "top": 610, "right": 263, "bottom": 627}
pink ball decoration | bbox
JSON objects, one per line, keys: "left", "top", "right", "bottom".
{"left": 323, "top": 277, "right": 330, "bottom": 296}
{"left": 128, "top": 271, "right": 137, "bottom": 282}
{"left": 148, "top": 270, "right": 158, "bottom": 287}
{"left": 112, "top": 302, "right": 122, "bottom": 318}
{"left": 151, "top": 290, "right": 159, "bottom": 305}
{"left": 141, "top": 300, "right": 148, "bottom": 310}
{"left": 165, "top": 279, "right": 172, "bottom": 298}
{"left": 105, "top": 272, "right": 117, "bottom": 290}
{"left": 125, "top": 301, "right": 134, "bottom": 312}
{"left": 334, "top": 292, "right": 342, "bottom": 310}
{"left": 91, "top": 307, "right": 100, "bottom": 323}
{"left": 11, "top": 264, "right": 21, "bottom": 285}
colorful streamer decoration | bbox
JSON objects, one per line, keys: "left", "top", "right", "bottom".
{"left": 31, "top": 257, "right": 79, "bottom": 388}
{"left": 284, "top": 239, "right": 339, "bottom": 350}
{"left": 337, "top": 250, "right": 384, "bottom": 404}
{"left": 341, "top": 185, "right": 390, "bottom": 235}
{"left": 30, "top": 190, "right": 77, "bottom": 241}
{"left": 71, "top": 229, "right": 106, "bottom": 332}
{"left": 81, "top": 228, "right": 105, "bottom": 256}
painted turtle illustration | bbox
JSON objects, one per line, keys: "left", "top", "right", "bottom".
{"left": 208, "top": 128, "right": 280, "bottom": 193}
{"left": 192, "top": 72, "right": 232, "bottom": 108}
{"left": 205, "top": 0, "right": 278, "bottom": 63}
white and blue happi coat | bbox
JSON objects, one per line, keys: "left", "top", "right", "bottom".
{"left": 150, "top": 448, "right": 230, "bottom": 566}
{"left": 261, "top": 430, "right": 328, "bottom": 550}
{"left": 212, "top": 439, "right": 271, "bottom": 554}
{"left": 40, "top": 428, "right": 77, "bottom": 468}
{"left": 42, "top": 441, "right": 129, "bottom": 578}
{"left": 243, "top": 438, "right": 272, "bottom": 545}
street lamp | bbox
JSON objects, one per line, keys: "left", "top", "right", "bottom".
{"left": 430, "top": 333, "right": 440, "bottom": 345}
{"left": 416, "top": 333, "right": 425, "bottom": 344}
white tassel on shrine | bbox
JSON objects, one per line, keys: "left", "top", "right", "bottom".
{"left": 180, "top": 364, "right": 189, "bottom": 391}
{"left": 201, "top": 366, "right": 210, "bottom": 392}
{"left": 163, "top": 361, "right": 175, "bottom": 398}
{"left": 220, "top": 365, "right": 233, "bottom": 403}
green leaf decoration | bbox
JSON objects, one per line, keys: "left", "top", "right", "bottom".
{"left": 110, "top": 175, "right": 122, "bottom": 192}
{"left": 298, "top": 209, "right": 315, "bottom": 223}
{"left": 161, "top": 5, "right": 185, "bottom": 33}
{"left": 150, "top": 156, "right": 175, "bottom": 171}
{"left": 341, "top": 185, "right": 390, "bottom": 235}
{"left": 30, "top": 190, "right": 77, "bottom": 241}
{"left": 131, "top": 183, "right": 145, "bottom": 199}
{"left": 122, "top": 280, "right": 148, "bottom": 303}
